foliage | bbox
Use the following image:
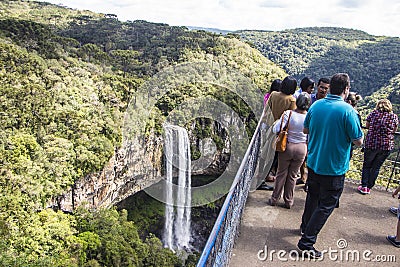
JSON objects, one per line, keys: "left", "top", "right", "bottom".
{"left": 0, "top": 0, "right": 285, "bottom": 265}
{"left": 0, "top": 0, "right": 104, "bottom": 28}
{"left": 116, "top": 191, "right": 165, "bottom": 240}
{"left": 3, "top": 1, "right": 397, "bottom": 266}
{"left": 74, "top": 207, "right": 179, "bottom": 267}
{"left": 238, "top": 27, "right": 400, "bottom": 97}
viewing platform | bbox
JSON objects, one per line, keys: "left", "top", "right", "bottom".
{"left": 230, "top": 180, "right": 399, "bottom": 266}
{"left": 196, "top": 128, "right": 399, "bottom": 266}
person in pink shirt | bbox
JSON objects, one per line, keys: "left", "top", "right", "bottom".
{"left": 263, "top": 79, "right": 282, "bottom": 106}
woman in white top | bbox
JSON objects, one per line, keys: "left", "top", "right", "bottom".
{"left": 268, "top": 92, "right": 311, "bottom": 209}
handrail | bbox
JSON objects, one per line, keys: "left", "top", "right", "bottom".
{"left": 197, "top": 122, "right": 399, "bottom": 266}
{"left": 348, "top": 130, "right": 400, "bottom": 189}
{"left": 197, "top": 113, "right": 264, "bottom": 267}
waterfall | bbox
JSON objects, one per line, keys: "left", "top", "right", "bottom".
{"left": 163, "top": 124, "right": 191, "bottom": 251}
{"left": 163, "top": 126, "right": 175, "bottom": 249}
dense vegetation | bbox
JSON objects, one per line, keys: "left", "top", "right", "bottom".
{"left": 1, "top": 1, "right": 399, "bottom": 266}
{"left": 238, "top": 27, "right": 400, "bottom": 97}
{"left": 0, "top": 0, "right": 285, "bottom": 266}
{"left": 238, "top": 27, "right": 400, "bottom": 162}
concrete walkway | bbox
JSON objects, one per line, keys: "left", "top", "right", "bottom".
{"left": 230, "top": 181, "right": 399, "bottom": 266}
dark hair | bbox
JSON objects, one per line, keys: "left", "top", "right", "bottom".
{"left": 346, "top": 92, "right": 362, "bottom": 107}
{"left": 317, "top": 77, "right": 330, "bottom": 85}
{"left": 269, "top": 79, "right": 282, "bottom": 93}
{"left": 296, "top": 92, "right": 311, "bottom": 111}
{"left": 300, "top": 77, "right": 315, "bottom": 90}
{"left": 280, "top": 76, "right": 297, "bottom": 95}
{"left": 330, "top": 73, "right": 350, "bottom": 95}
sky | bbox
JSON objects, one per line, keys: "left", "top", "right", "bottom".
{"left": 41, "top": 0, "right": 400, "bottom": 37}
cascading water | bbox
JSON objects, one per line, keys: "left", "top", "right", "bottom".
{"left": 163, "top": 124, "right": 191, "bottom": 251}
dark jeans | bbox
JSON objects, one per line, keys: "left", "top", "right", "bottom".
{"left": 299, "top": 168, "right": 344, "bottom": 249}
{"left": 361, "top": 148, "right": 390, "bottom": 189}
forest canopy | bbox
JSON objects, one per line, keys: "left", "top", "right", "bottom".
{"left": 0, "top": 0, "right": 285, "bottom": 265}
{"left": 0, "top": 1, "right": 399, "bottom": 266}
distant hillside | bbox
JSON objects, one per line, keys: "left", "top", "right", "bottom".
{"left": 360, "top": 73, "right": 400, "bottom": 118}
{"left": 237, "top": 27, "right": 400, "bottom": 97}
{"left": 187, "top": 26, "right": 232, "bottom": 35}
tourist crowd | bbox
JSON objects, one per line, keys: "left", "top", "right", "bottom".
{"left": 259, "top": 73, "right": 400, "bottom": 256}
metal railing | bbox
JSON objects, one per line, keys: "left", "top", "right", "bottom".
{"left": 197, "top": 124, "right": 399, "bottom": 266}
{"left": 196, "top": 124, "right": 262, "bottom": 267}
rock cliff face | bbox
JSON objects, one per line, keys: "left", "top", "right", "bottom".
{"left": 53, "top": 122, "right": 231, "bottom": 211}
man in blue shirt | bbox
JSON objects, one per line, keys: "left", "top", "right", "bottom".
{"left": 310, "top": 77, "right": 330, "bottom": 104}
{"left": 297, "top": 73, "right": 364, "bottom": 258}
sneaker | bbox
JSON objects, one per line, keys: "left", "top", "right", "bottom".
{"left": 357, "top": 185, "right": 369, "bottom": 195}
{"left": 365, "top": 188, "right": 371, "bottom": 194}
{"left": 389, "top": 207, "right": 399, "bottom": 215}
{"left": 386, "top": 235, "right": 400, "bottom": 248}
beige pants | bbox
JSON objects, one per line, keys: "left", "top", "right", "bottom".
{"left": 270, "top": 142, "right": 307, "bottom": 206}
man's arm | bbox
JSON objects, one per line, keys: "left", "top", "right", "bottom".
{"left": 303, "top": 127, "right": 309, "bottom": 134}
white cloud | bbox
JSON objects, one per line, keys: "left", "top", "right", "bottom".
{"left": 40, "top": 0, "right": 399, "bottom": 37}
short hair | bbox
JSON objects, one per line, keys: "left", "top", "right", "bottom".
{"left": 280, "top": 76, "right": 297, "bottom": 95}
{"left": 318, "top": 77, "right": 330, "bottom": 85}
{"left": 330, "top": 73, "right": 350, "bottom": 95}
{"left": 269, "top": 79, "right": 282, "bottom": 93}
{"left": 300, "top": 77, "right": 315, "bottom": 90}
{"left": 296, "top": 92, "right": 311, "bottom": 111}
{"left": 376, "top": 99, "right": 393, "bottom": 112}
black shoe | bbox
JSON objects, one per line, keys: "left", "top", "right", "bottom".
{"left": 257, "top": 184, "right": 274, "bottom": 191}
{"left": 386, "top": 235, "right": 400, "bottom": 248}
{"left": 283, "top": 203, "right": 291, "bottom": 209}
{"left": 296, "top": 179, "right": 305, "bottom": 185}
{"left": 389, "top": 207, "right": 398, "bottom": 215}
{"left": 297, "top": 243, "right": 322, "bottom": 259}
{"left": 267, "top": 199, "right": 276, "bottom": 206}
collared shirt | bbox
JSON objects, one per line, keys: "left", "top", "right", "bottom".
{"left": 293, "top": 89, "right": 302, "bottom": 99}
{"left": 304, "top": 94, "right": 363, "bottom": 175}
{"left": 311, "top": 93, "right": 318, "bottom": 104}
{"left": 365, "top": 110, "right": 398, "bottom": 150}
